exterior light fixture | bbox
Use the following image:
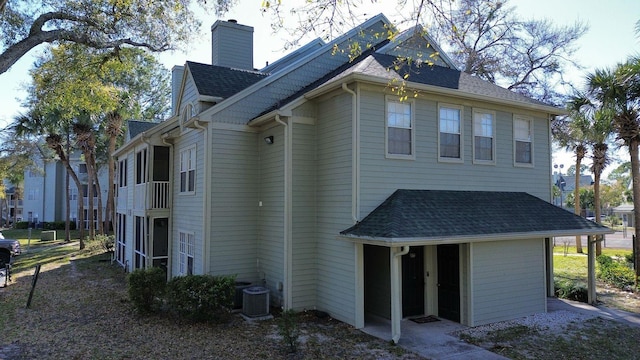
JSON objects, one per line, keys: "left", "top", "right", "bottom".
{"left": 264, "top": 136, "right": 274, "bottom": 144}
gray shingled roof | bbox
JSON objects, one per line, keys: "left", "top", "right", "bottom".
{"left": 187, "top": 61, "right": 268, "bottom": 99}
{"left": 340, "top": 190, "right": 609, "bottom": 240}
{"left": 338, "top": 53, "right": 553, "bottom": 109}
{"left": 127, "top": 121, "right": 158, "bottom": 139}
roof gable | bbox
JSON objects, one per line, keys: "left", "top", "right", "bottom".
{"left": 126, "top": 120, "right": 159, "bottom": 140}
{"left": 187, "top": 61, "right": 268, "bottom": 99}
{"left": 341, "top": 190, "right": 610, "bottom": 241}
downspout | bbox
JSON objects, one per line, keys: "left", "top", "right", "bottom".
{"left": 193, "top": 120, "right": 210, "bottom": 274}
{"left": 161, "top": 135, "right": 174, "bottom": 277}
{"left": 141, "top": 134, "right": 151, "bottom": 268}
{"left": 275, "top": 114, "right": 293, "bottom": 309}
{"left": 391, "top": 246, "right": 410, "bottom": 343}
{"left": 341, "top": 83, "right": 360, "bottom": 223}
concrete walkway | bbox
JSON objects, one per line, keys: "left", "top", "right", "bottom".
{"left": 362, "top": 298, "right": 640, "bottom": 359}
{"left": 548, "top": 297, "right": 640, "bottom": 328}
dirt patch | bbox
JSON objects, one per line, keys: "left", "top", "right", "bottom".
{"left": 0, "top": 252, "right": 422, "bottom": 360}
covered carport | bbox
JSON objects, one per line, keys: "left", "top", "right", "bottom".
{"left": 340, "top": 189, "right": 613, "bottom": 343}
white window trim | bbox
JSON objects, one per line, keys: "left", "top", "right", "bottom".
{"left": 178, "top": 231, "right": 195, "bottom": 276}
{"left": 385, "top": 96, "right": 416, "bottom": 160}
{"left": 472, "top": 109, "right": 496, "bottom": 165}
{"left": 179, "top": 145, "right": 196, "bottom": 195}
{"left": 438, "top": 103, "right": 464, "bottom": 163}
{"left": 513, "top": 114, "right": 534, "bottom": 167}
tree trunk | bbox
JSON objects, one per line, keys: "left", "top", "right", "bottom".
{"left": 94, "top": 163, "right": 104, "bottom": 235}
{"left": 574, "top": 156, "right": 583, "bottom": 253}
{"left": 630, "top": 139, "right": 640, "bottom": 285}
{"left": 594, "top": 170, "right": 602, "bottom": 256}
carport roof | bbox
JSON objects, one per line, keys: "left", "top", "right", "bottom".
{"left": 340, "top": 190, "right": 612, "bottom": 245}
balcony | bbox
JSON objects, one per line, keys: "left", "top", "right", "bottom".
{"left": 133, "top": 181, "right": 170, "bottom": 211}
{"left": 151, "top": 181, "right": 170, "bottom": 209}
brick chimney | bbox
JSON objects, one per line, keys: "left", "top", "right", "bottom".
{"left": 211, "top": 19, "right": 254, "bottom": 70}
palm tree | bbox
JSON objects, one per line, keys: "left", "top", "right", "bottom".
{"left": 588, "top": 57, "right": 640, "bottom": 283}
{"left": 555, "top": 101, "right": 591, "bottom": 253}
{"left": 568, "top": 95, "right": 614, "bottom": 255}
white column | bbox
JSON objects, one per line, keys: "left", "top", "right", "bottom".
{"left": 390, "top": 246, "right": 409, "bottom": 343}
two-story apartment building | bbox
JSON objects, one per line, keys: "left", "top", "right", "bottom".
{"left": 113, "top": 14, "right": 610, "bottom": 342}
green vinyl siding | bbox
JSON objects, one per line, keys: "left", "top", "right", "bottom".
{"left": 315, "top": 92, "right": 357, "bottom": 324}
{"left": 291, "top": 123, "right": 318, "bottom": 309}
{"left": 208, "top": 129, "right": 260, "bottom": 282}
{"left": 470, "top": 239, "right": 546, "bottom": 326}
{"left": 358, "top": 89, "right": 552, "bottom": 217}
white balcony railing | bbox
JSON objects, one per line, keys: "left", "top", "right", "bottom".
{"left": 152, "top": 181, "right": 170, "bottom": 209}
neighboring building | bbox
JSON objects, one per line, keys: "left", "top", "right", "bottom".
{"left": 113, "top": 15, "right": 610, "bottom": 342}
{"left": 552, "top": 173, "right": 594, "bottom": 209}
{"left": 1, "top": 183, "right": 23, "bottom": 225}
{"left": 10, "top": 152, "right": 109, "bottom": 229}
{"left": 613, "top": 203, "right": 634, "bottom": 228}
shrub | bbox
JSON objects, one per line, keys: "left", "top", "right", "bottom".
{"left": 84, "top": 234, "right": 115, "bottom": 253}
{"left": 597, "top": 255, "right": 635, "bottom": 289}
{"left": 165, "top": 274, "right": 235, "bottom": 323}
{"left": 15, "top": 221, "right": 29, "bottom": 229}
{"left": 127, "top": 267, "right": 167, "bottom": 314}
{"left": 278, "top": 309, "right": 300, "bottom": 353}
{"left": 554, "top": 279, "right": 587, "bottom": 303}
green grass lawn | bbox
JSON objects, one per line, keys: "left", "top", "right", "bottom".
{"left": 553, "top": 246, "right": 633, "bottom": 282}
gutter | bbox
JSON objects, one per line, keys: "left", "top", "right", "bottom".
{"left": 192, "top": 120, "right": 211, "bottom": 274}
{"left": 338, "top": 228, "right": 614, "bottom": 246}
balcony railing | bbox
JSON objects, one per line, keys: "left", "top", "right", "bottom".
{"left": 133, "top": 181, "right": 170, "bottom": 210}
{"left": 151, "top": 181, "right": 170, "bottom": 209}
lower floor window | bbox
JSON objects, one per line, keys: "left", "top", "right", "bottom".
{"left": 179, "top": 232, "right": 195, "bottom": 275}
{"left": 116, "top": 213, "right": 126, "bottom": 266}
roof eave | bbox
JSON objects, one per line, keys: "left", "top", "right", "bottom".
{"left": 112, "top": 117, "right": 178, "bottom": 157}
{"left": 338, "top": 228, "right": 613, "bottom": 246}
{"left": 304, "top": 72, "right": 565, "bottom": 116}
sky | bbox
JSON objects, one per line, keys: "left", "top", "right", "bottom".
{"left": 1, "top": 0, "right": 639, "bottom": 176}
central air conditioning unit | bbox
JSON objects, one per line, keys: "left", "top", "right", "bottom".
{"left": 242, "top": 286, "right": 270, "bottom": 318}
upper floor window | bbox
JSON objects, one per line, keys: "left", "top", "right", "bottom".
{"left": 514, "top": 115, "right": 533, "bottom": 166}
{"left": 118, "top": 159, "right": 128, "bottom": 187}
{"left": 386, "top": 97, "right": 415, "bottom": 159}
{"left": 473, "top": 110, "right": 496, "bottom": 164}
{"left": 439, "top": 104, "right": 463, "bottom": 161}
{"left": 136, "top": 149, "right": 147, "bottom": 184}
{"left": 180, "top": 146, "right": 196, "bottom": 193}
{"left": 78, "top": 163, "right": 87, "bottom": 174}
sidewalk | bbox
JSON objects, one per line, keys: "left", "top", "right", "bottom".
{"left": 548, "top": 297, "right": 640, "bottom": 328}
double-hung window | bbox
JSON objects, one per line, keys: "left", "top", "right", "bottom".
{"left": 386, "top": 97, "right": 415, "bottom": 159}
{"left": 180, "top": 146, "right": 196, "bottom": 193}
{"left": 514, "top": 115, "right": 533, "bottom": 166}
{"left": 179, "top": 231, "right": 195, "bottom": 275}
{"left": 473, "top": 110, "right": 495, "bottom": 164}
{"left": 439, "top": 104, "right": 463, "bottom": 161}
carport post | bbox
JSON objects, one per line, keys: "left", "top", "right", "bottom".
{"left": 390, "top": 246, "right": 409, "bottom": 344}
{"left": 587, "top": 235, "right": 597, "bottom": 304}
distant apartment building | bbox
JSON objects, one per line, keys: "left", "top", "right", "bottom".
{"left": 3, "top": 151, "right": 109, "bottom": 229}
